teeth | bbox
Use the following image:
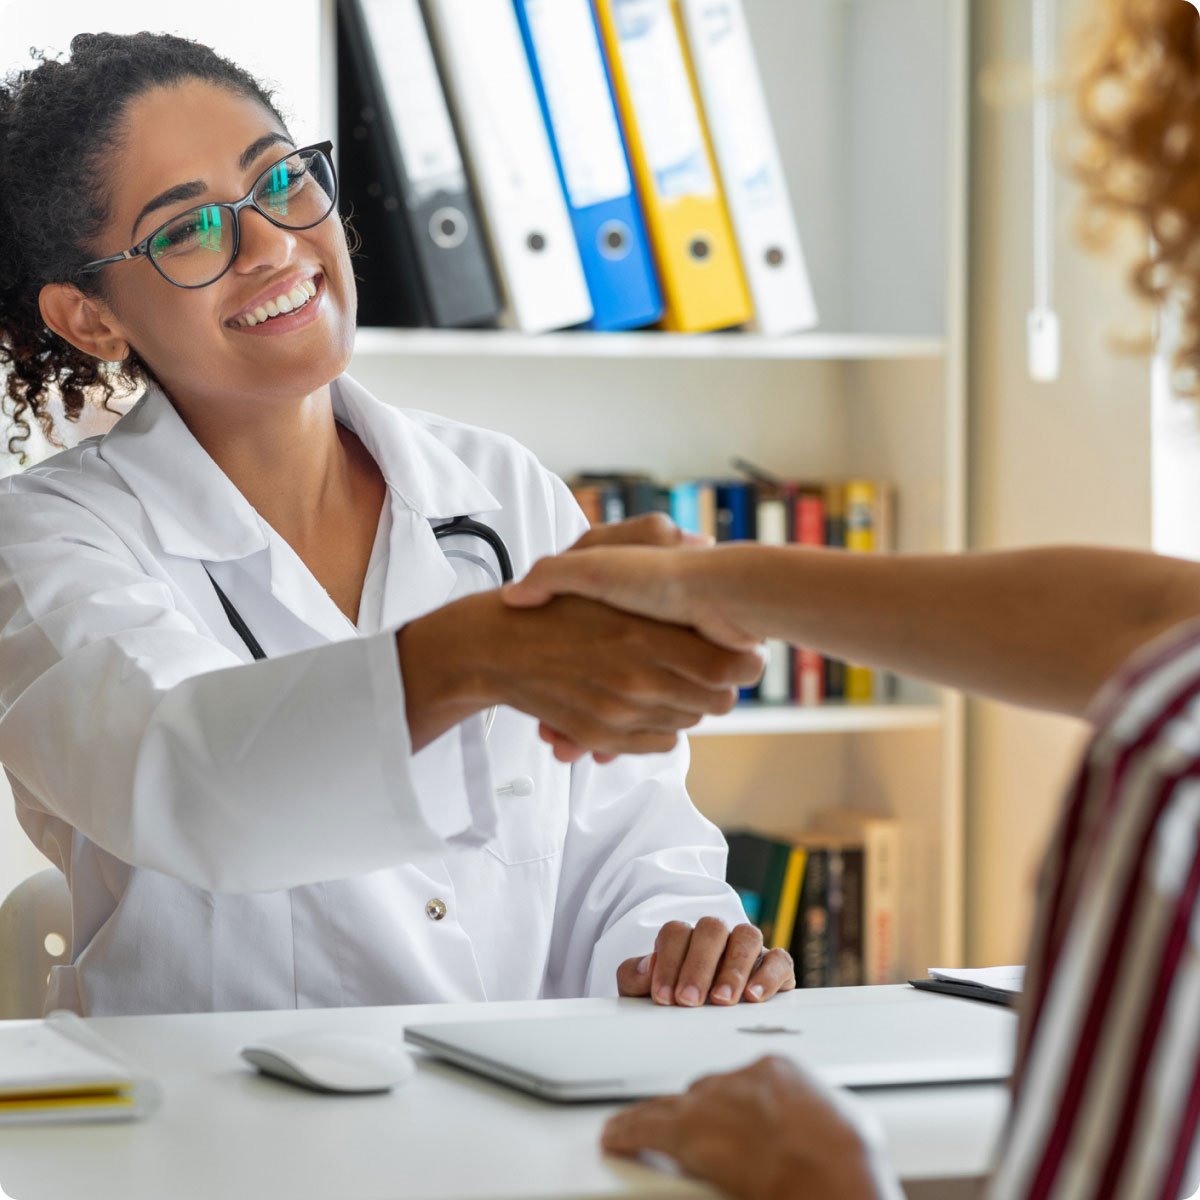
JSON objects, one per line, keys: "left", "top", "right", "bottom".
{"left": 237, "top": 276, "right": 319, "bottom": 327}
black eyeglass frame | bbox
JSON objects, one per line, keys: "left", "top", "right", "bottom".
{"left": 75, "top": 140, "right": 338, "bottom": 290}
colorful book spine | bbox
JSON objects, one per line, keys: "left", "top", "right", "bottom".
{"left": 844, "top": 480, "right": 877, "bottom": 703}
{"left": 793, "top": 489, "right": 825, "bottom": 706}
{"left": 755, "top": 487, "right": 790, "bottom": 704}
{"left": 770, "top": 844, "right": 807, "bottom": 952}
{"left": 791, "top": 844, "right": 830, "bottom": 988}
{"left": 822, "top": 484, "right": 847, "bottom": 702}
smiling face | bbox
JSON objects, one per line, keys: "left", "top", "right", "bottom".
{"left": 40, "top": 79, "right": 356, "bottom": 423}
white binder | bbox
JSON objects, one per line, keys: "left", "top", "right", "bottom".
{"left": 677, "top": 0, "right": 818, "bottom": 335}
{"left": 421, "top": 0, "right": 593, "bottom": 333}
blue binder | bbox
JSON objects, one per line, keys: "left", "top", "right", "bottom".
{"left": 514, "top": 0, "right": 663, "bottom": 331}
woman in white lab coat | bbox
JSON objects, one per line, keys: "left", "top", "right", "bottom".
{"left": 0, "top": 32, "right": 794, "bottom": 1016}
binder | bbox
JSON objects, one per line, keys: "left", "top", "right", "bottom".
{"left": 593, "top": 0, "right": 752, "bottom": 333}
{"left": 420, "top": 0, "right": 594, "bottom": 333}
{"left": 336, "top": 0, "right": 501, "bottom": 329}
{"left": 514, "top": 0, "right": 663, "bottom": 331}
{"left": 677, "top": 0, "right": 818, "bottom": 335}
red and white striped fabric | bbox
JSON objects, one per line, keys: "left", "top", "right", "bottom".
{"left": 987, "top": 619, "right": 1200, "bottom": 1200}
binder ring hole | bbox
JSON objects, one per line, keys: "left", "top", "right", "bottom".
{"left": 527, "top": 231, "right": 548, "bottom": 253}
{"left": 689, "top": 236, "right": 711, "bottom": 262}
{"left": 598, "top": 220, "right": 631, "bottom": 261}
{"left": 44, "top": 932, "right": 66, "bottom": 958}
{"left": 765, "top": 246, "right": 785, "bottom": 267}
{"left": 429, "top": 207, "right": 468, "bottom": 250}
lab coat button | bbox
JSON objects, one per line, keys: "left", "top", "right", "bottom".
{"left": 495, "top": 775, "right": 534, "bottom": 798}
{"left": 425, "top": 898, "right": 447, "bottom": 922}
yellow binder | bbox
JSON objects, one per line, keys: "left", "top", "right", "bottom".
{"left": 593, "top": 0, "right": 752, "bottom": 333}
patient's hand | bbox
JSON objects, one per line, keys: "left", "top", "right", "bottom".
{"left": 602, "top": 1056, "right": 900, "bottom": 1200}
{"left": 617, "top": 918, "right": 794, "bottom": 1007}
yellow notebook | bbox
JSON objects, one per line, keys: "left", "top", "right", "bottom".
{"left": 0, "top": 1012, "right": 154, "bottom": 1126}
{"left": 594, "top": 0, "right": 752, "bottom": 332}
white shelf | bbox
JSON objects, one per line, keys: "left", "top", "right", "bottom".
{"left": 690, "top": 703, "right": 944, "bottom": 738}
{"left": 351, "top": 328, "right": 946, "bottom": 362}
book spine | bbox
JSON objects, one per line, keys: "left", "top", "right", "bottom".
{"left": 791, "top": 845, "right": 830, "bottom": 988}
{"left": 863, "top": 823, "right": 900, "bottom": 985}
{"left": 844, "top": 480, "right": 876, "bottom": 703}
{"left": 770, "top": 845, "right": 807, "bottom": 951}
{"left": 756, "top": 491, "right": 790, "bottom": 704}
{"left": 793, "top": 491, "right": 825, "bottom": 706}
{"left": 835, "top": 847, "right": 864, "bottom": 986}
{"left": 822, "top": 485, "right": 846, "bottom": 701}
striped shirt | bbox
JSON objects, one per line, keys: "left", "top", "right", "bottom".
{"left": 987, "top": 620, "right": 1200, "bottom": 1200}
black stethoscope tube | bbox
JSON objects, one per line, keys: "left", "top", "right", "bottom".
{"left": 206, "top": 516, "right": 512, "bottom": 663}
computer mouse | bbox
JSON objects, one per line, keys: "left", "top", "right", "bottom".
{"left": 240, "top": 1031, "right": 416, "bottom": 1094}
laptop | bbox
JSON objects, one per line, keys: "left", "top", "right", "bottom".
{"left": 404, "top": 990, "right": 1016, "bottom": 1102}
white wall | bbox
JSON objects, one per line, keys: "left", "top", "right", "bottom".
{"left": 966, "top": 0, "right": 1153, "bottom": 964}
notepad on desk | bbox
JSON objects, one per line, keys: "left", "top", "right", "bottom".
{"left": 0, "top": 1012, "right": 156, "bottom": 1125}
{"left": 910, "top": 966, "right": 1025, "bottom": 1008}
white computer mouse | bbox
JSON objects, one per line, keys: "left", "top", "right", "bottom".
{"left": 240, "top": 1031, "right": 416, "bottom": 1094}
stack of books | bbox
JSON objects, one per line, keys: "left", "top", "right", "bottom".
{"left": 568, "top": 471, "right": 893, "bottom": 705}
{"left": 725, "top": 812, "right": 900, "bottom": 988}
{"left": 338, "top": 0, "right": 817, "bottom": 336}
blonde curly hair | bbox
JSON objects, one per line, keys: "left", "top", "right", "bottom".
{"left": 1074, "top": 0, "right": 1200, "bottom": 388}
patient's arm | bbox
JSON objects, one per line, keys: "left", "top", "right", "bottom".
{"left": 506, "top": 544, "right": 1200, "bottom": 719}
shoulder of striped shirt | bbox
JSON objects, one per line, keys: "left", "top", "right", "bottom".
{"left": 994, "top": 622, "right": 1200, "bottom": 1199}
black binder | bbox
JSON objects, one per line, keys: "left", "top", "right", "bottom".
{"left": 337, "top": 0, "right": 501, "bottom": 329}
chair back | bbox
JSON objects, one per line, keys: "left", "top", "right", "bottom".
{"left": 0, "top": 868, "right": 71, "bottom": 1019}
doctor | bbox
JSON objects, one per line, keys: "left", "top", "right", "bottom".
{"left": 0, "top": 32, "right": 794, "bottom": 1017}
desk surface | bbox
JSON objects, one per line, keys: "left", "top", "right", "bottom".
{"left": 0, "top": 986, "right": 1011, "bottom": 1200}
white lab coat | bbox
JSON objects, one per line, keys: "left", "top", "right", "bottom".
{"left": 0, "top": 374, "right": 744, "bottom": 1016}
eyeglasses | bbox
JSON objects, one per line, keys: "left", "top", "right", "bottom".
{"left": 76, "top": 141, "right": 338, "bottom": 289}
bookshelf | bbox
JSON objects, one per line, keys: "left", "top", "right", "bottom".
{"left": 325, "top": 0, "right": 969, "bottom": 976}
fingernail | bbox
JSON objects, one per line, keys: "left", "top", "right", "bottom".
{"left": 636, "top": 955, "right": 652, "bottom": 976}
{"left": 712, "top": 984, "right": 732, "bottom": 1003}
{"left": 747, "top": 984, "right": 764, "bottom": 1000}
{"left": 679, "top": 985, "right": 700, "bottom": 1006}
{"left": 655, "top": 986, "right": 673, "bottom": 1004}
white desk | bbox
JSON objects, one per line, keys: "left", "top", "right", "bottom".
{"left": 0, "top": 986, "right": 1010, "bottom": 1200}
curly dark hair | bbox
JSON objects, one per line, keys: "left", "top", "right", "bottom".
{"left": 0, "top": 31, "right": 291, "bottom": 462}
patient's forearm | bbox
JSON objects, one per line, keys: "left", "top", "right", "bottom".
{"left": 706, "top": 544, "right": 1200, "bottom": 718}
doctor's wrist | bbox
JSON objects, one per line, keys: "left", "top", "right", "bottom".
{"left": 395, "top": 592, "right": 501, "bottom": 752}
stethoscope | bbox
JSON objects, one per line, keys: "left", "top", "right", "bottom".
{"left": 205, "top": 515, "right": 514, "bottom": 737}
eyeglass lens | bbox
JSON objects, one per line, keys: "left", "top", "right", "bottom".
{"left": 147, "top": 147, "right": 336, "bottom": 287}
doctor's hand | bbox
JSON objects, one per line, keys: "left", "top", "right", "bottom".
{"left": 601, "top": 1056, "right": 900, "bottom": 1200}
{"left": 398, "top": 590, "right": 763, "bottom": 758}
{"left": 617, "top": 919, "right": 795, "bottom": 1007}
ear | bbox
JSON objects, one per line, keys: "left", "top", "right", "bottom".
{"left": 38, "top": 282, "right": 131, "bottom": 363}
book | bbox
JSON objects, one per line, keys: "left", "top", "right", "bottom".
{"left": 792, "top": 488, "right": 825, "bottom": 706}
{"left": 822, "top": 484, "right": 847, "bottom": 702}
{"left": 844, "top": 480, "right": 877, "bottom": 703}
{"left": 809, "top": 811, "right": 900, "bottom": 985}
{"left": 0, "top": 1012, "right": 156, "bottom": 1126}
{"left": 754, "top": 486, "right": 790, "bottom": 704}
{"left": 724, "top": 830, "right": 790, "bottom": 943}
{"left": 790, "top": 843, "right": 830, "bottom": 988}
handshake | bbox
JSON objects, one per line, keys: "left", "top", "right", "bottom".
{"left": 496, "top": 513, "right": 766, "bottom": 765}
